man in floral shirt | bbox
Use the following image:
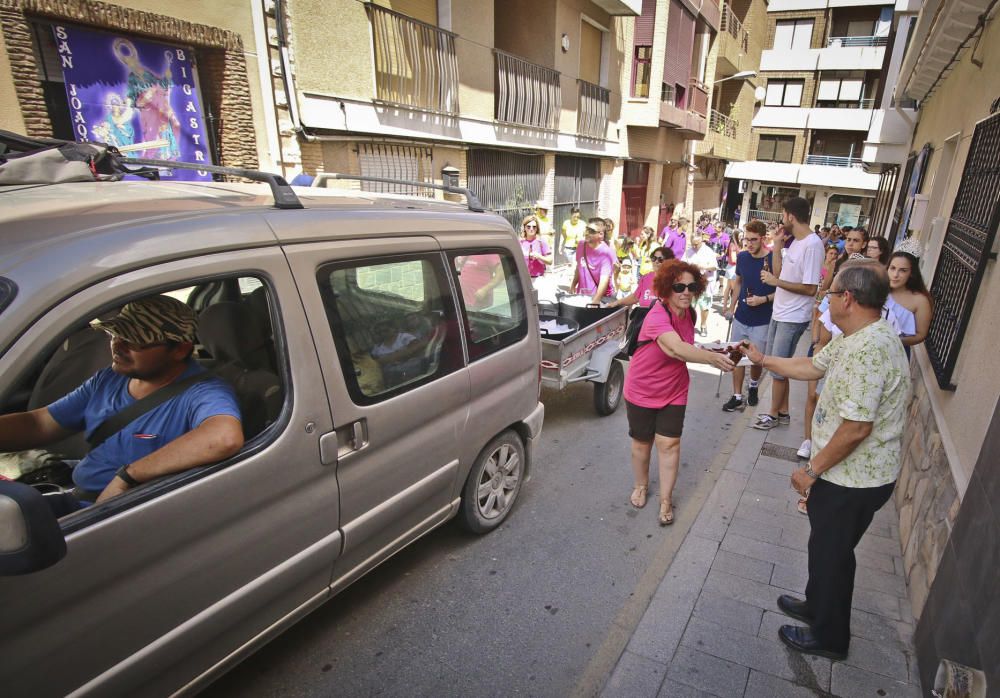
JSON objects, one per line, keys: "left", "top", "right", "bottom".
{"left": 742, "top": 259, "right": 910, "bottom": 660}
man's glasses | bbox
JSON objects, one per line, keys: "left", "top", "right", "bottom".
{"left": 671, "top": 282, "right": 699, "bottom": 293}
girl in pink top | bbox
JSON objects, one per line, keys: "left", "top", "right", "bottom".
{"left": 606, "top": 246, "right": 674, "bottom": 309}
{"left": 623, "top": 260, "right": 734, "bottom": 525}
{"left": 518, "top": 214, "right": 552, "bottom": 280}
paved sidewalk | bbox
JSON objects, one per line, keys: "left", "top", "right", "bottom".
{"left": 601, "top": 379, "right": 922, "bottom": 697}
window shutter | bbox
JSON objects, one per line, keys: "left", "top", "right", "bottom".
{"left": 773, "top": 21, "right": 795, "bottom": 49}
{"left": 635, "top": 0, "right": 656, "bottom": 45}
{"left": 783, "top": 82, "right": 803, "bottom": 106}
{"left": 817, "top": 79, "right": 840, "bottom": 101}
{"left": 663, "top": 0, "right": 695, "bottom": 91}
{"left": 792, "top": 20, "right": 813, "bottom": 49}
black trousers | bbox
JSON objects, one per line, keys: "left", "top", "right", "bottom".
{"left": 804, "top": 477, "right": 895, "bottom": 652}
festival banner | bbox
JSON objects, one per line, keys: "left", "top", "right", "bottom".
{"left": 51, "top": 23, "right": 214, "bottom": 181}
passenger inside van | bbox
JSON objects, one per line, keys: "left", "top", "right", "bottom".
{"left": 0, "top": 295, "right": 244, "bottom": 512}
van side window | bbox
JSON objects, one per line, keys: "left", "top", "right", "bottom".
{"left": 317, "top": 255, "right": 463, "bottom": 404}
{"left": 450, "top": 251, "right": 528, "bottom": 360}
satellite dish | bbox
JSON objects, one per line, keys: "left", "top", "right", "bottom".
{"left": 754, "top": 86, "right": 767, "bottom": 102}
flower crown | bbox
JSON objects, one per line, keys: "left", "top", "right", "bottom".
{"left": 896, "top": 237, "right": 923, "bottom": 259}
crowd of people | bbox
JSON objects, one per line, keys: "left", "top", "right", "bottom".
{"left": 523, "top": 195, "right": 934, "bottom": 664}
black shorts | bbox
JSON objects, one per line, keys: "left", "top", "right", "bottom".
{"left": 625, "top": 400, "right": 686, "bottom": 441}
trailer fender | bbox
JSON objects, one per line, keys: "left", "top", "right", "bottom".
{"left": 587, "top": 341, "right": 624, "bottom": 383}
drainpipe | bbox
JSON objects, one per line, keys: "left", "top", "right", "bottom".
{"left": 274, "top": 0, "right": 318, "bottom": 143}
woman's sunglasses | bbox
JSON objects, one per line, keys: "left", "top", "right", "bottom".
{"left": 671, "top": 282, "right": 699, "bottom": 293}
{"left": 651, "top": 256, "right": 666, "bottom": 262}
{"left": 524, "top": 224, "right": 538, "bottom": 229}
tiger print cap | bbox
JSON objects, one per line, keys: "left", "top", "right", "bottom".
{"left": 90, "top": 295, "right": 197, "bottom": 345}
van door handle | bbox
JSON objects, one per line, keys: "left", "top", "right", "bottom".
{"left": 328, "top": 419, "right": 367, "bottom": 462}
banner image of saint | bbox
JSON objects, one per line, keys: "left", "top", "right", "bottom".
{"left": 52, "top": 24, "right": 213, "bottom": 181}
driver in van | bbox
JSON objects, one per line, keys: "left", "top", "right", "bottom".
{"left": 0, "top": 295, "right": 244, "bottom": 510}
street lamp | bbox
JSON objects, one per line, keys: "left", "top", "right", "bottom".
{"left": 714, "top": 70, "right": 757, "bottom": 84}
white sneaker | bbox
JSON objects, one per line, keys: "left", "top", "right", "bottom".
{"left": 797, "top": 439, "right": 812, "bottom": 459}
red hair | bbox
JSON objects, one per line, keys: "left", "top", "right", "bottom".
{"left": 652, "top": 259, "right": 707, "bottom": 299}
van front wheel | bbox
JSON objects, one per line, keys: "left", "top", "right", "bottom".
{"left": 458, "top": 430, "right": 525, "bottom": 534}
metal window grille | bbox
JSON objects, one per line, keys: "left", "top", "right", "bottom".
{"left": 868, "top": 165, "right": 899, "bottom": 238}
{"left": 357, "top": 143, "right": 434, "bottom": 196}
{"left": 494, "top": 50, "right": 561, "bottom": 131}
{"left": 577, "top": 80, "right": 610, "bottom": 140}
{"left": 554, "top": 156, "right": 601, "bottom": 254}
{"left": 926, "top": 106, "right": 1000, "bottom": 390}
{"left": 466, "top": 149, "right": 545, "bottom": 228}
{"left": 366, "top": 3, "right": 460, "bottom": 115}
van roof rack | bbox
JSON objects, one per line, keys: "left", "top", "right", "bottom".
{"left": 313, "top": 172, "right": 485, "bottom": 212}
{"left": 122, "top": 157, "right": 303, "bottom": 210}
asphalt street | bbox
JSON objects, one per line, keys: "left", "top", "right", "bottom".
{"left": 206, "top": 347, "right": 746, "bottom": 697}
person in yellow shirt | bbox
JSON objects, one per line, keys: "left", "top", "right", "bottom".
{"left": 533, "top": 201, "right": 554, "bottom": 242}
{"left": 561, "top": 207, "right": 586, "bottom": 263}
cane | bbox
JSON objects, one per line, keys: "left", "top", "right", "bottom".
{"left": 715, "top": 315, "right": 734, "bottom": 398}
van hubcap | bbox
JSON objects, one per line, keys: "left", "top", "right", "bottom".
{"left": 477, "top": 444, "right": 521, "bottom": 520}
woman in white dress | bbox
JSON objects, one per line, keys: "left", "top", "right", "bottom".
{"left": 887, "top": 240, "right": 933, "bottom": 355}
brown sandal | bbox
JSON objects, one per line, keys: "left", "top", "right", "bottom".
{"left": 630, "top": 484, "right": 649, "bottom": 508}
{"left": 659, "top": 499, "right": 674, "bottom": 526}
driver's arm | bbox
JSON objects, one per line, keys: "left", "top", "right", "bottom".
{"left": 0, "top": 408, "right": 73, "bottom": 451}
{"left": 98, "top": 415, "right": 243, "bottom": 502}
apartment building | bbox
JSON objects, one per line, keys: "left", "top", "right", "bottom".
{"left": 726, "top": 0, "right": 910, "bottom": 229}
{"left": 689, "top": 0, "right": 768, "bottom": 222}
{"left": 0, "top": 0, "right": 270, "bottom": 177}
{"left": 870, "top": 0, "right": 1000, "bottom": 689}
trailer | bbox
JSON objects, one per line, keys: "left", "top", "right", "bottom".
{"left": 539, "top": 306, "right": 628, "bottom": 415}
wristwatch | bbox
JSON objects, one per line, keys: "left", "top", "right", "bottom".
{"left": 805, "top": 462, "right": 819, "bottom": 479}
{"left": 116, "top": 464, "right": 141, "bottom": 487}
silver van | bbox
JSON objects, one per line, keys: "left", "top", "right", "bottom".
{"left": 0, "top": 170, "right": 543, "bottom": 696}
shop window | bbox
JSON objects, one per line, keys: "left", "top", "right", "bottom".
{"left": 764, "top": 80, "right": 804, "bottom": 107}
{"left": 450, "top": 251, "right": 528, "bottom": 361}
{"left": 757, "top": 135, "right": 795, "bottom": 163}
{"left": 317, "top": 255, "right": 463, "bottom": 404}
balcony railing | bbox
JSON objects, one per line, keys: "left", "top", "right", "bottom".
{"left": 367, "top": 3, "right": 460, "bottom": 114}
{"left": 826, "top": 35, "right": 889, "bottom": 47}
{"left": 816, "top": 97, "right": 876, "bottom": 110}
{"left": 709, "top": 109, "right": 738, "bottom": 138}
{"left": 577, "top": 79, "right": 610, "bottom": 139}
{"left": 804, "top": 154, "right": 865, "bottom": 168}
{"left": 494, "top": 49, "right": 561, "bottom": 131}
{"left": 688, "top": 79, "right": 709, "bottom": 117}
{"left": 747, "top": 209, "right": 784, "bottom": 223}
{"left": 721, "top": 3, "right": 750, "bottom": 53}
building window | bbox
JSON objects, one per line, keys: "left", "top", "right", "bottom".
{"left": 816, "top": 71, "right": 878, "bottom": 108}
{"left": 773, "top": 19, "right": 814, "bottom": 49}
{"left": 757, "top": 135, "right": 795, "bottom": 163}
{"left": 764, "top": 80, "right": 804, "bottom": 107}
{"left": 632, "top": 46, "right": 652, "bottom": 98}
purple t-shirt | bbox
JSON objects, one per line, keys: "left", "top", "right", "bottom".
{"left": 576, "top": 241, "right": 616, "bottom": 297}
{"left": 635, "top": 272, "right": 657, "bottom": 307}
{"left": 663, "top": 228, "right": 686, "bottom": 261}
{"left": 520, "top": 237, "right": 550, "bottom": 277}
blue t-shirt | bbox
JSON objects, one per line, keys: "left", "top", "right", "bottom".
{"left": 48, "top": 361, "right": 241, "bottom": 492}
{"left": 734, "top": 250, "right": 777, "bottom": 327}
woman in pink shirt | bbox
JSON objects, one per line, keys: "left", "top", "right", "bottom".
{"left": 518, "top": 214, "right": 552, "bottom": 282}
{"left": 624, "top": 259, "right": 735, "bottom": 525}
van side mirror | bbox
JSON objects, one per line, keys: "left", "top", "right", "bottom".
{"left": 0, "top": 480, "right": 67, "bottom": 575}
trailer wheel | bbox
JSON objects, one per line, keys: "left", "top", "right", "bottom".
{"left": 593, "top": 360, "right": 624, "bottom": 416}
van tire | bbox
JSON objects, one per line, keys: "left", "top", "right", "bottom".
{"left": 593, "top": 359, "right": 624, "bottom": 416}
{"left": 458, "top": 430, "right": 525, "bottom": 534}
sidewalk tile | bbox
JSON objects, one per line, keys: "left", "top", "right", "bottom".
{"left": 855, "top": 547, "right": 898, "bottom": 575}
{"left": 711, "top": 550, "right": 774, "bottom": 584}
{"left": 763, "top": 426, "right": 807, "bottom": 449}
{"left": 770, "top": 564, "right": 806, "bottom": 594}
{"left": 752, "top": 454, "right": 799, "bottom": 476}
{"left": 745, "top": 470, "right": 796, "bottom": 498}
{"left": 855, "top": 564, "right": 911, "bottom": 600}
{"left": 853, "top": 587, "right": 902, "bottom": 621}
{"left": 692, "top": 589, "right": 764, "bottom": 637}
{"left": 656, "top": 678, "right": 719, "bottom": 698}
{"left": 601, "top": 650, "right": 667, "bottom": 698}
{"left": 778, "top": 526, "right": 809, "bottom": 552}
{"left": 665, "top": 646, "right": 750, "bottom": 697}
{"left": 831, "top": 663, "right": 921, "bottom": 697}
{"left": 651, "top": 534, "right": 718, "bottom": 605}
{"left": 680, "top": 617, "right": 831, "bottom": 692}
{"left": 842, "top": 635, "right": 910, "bottom": 682}
{"left": 720, "top": 532, "right": 808, "bottom": 570}
{"left": 856, "top": 531, "right": 903, "bottom": 557}
{"left": 690, "top": 471, "right": 748, "bottom": 541}
{"left": 734, "top": 499, "right": 810, "bottom": 533}
{"left": 745, "top": 670, "right": 825, "bottom": 698}
{"left": 703, "top": 569, "right": 796, "bottom": 612}
{"left": 728, "top": 515, "right": 785, "bottom": 546}
{"left": 740, "top": 490, "right": 795, "bottom": 515}
{"left": 626, "top": 596, "right": 693, "bottom": 664}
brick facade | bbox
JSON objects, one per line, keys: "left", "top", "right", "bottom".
{"left": 750, "top": 127, "right": 805, "bottom": 164}
{"left": 763, "top": 9, "right": 827, "bottom": 51}
{"left": 761, "top": 70, "right": 818, "bottom": 108}
{"left": 0, "top": 0, "right": 257, "bottom": 169}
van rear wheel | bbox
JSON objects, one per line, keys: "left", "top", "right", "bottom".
{"left": 458, "top": 430, "right": 524, "bottom": 534}
{"left": 593, "top": 359, "right": 624, "bottom": 416}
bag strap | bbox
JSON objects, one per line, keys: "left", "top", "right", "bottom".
{"left": 634, "top": 303, "right": 697, "bottom": 354}
{"left": 87, "top": 372, "right": 213, "bottom": 451}
{"left": 582, "top": 243, "right": 601, "bottom": 290}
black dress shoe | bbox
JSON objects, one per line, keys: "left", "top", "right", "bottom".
{"left": 778, "top": 625, "right": 847, "bottom": 661}
{"left": 777, "top": 594, "right": 813, "bottom": 624}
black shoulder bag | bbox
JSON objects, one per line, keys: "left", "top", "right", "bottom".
{"left": 627, "top": 303, "right": 697, "bottom": 357}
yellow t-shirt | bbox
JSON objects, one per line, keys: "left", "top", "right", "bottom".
{"left": 562, "top": 219, "right": 586, "bottom": 249}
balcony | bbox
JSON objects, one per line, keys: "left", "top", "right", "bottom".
{"left": 659, "top": 82, "right": 708, "bottom": 137}
{"left": 494, "top": 50, "right": 561, "bottom": 131}
{"left": 719, "top": 2, "right": 750, "bottom": 69}
{"left": 826, "top": 35, "right": 888, "bottom": 48}
{"left": 697, "top": 109, "right": 748, "bottom": 160}
{"left": 577, "top": 79, "right": 610, "bottom": 140}
{"left": 688, "top": 79, "right": 709, "bottom": 118}
{"left": 367, "top": 3, "right": 460, "bottom": 114}
{"left": 709, "top": 109, "right": 738, "bottom": 139}
{"left": 804, "top": 154, "right": 864, "bottom": 168}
